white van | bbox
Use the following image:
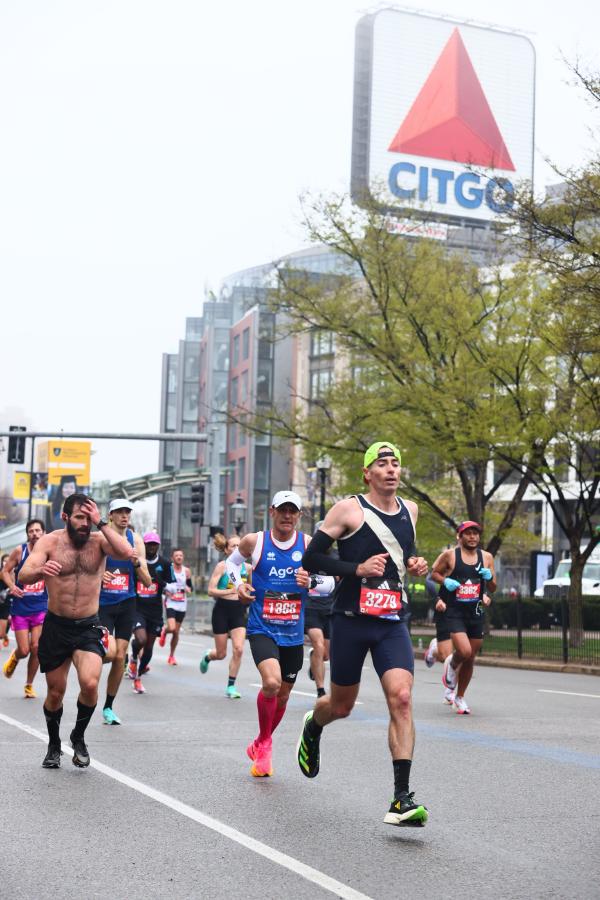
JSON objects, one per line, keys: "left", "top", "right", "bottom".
{"left": 534, "top": 558, "right": 600, "bottom": 598}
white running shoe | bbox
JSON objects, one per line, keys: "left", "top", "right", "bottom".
{"left": 424, "top": 637, "right": 437, "bottom": 668}
{"left": 442, "top": 655, "right": 457, "bottom": 690}
{"left": 443, "top": 687, "right": 455, "bottom": 705}
{"left": 453, "top": 695, "right": 471, "bottom": 715}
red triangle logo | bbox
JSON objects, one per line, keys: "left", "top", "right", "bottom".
{"left": 388, "top": 28, "right": 514, "bottom": 171}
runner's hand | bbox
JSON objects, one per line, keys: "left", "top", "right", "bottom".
{"left": 479, "top": 567, "right": 492, "bottom": 581}
{"left": 10, "top": 585, "right": 24, "bottom": 598}
{"left": 295, "top": 567, "right": 310, "bottom": 588}
{"left": 80, "top": 499, "right": 101, "bottom": 525}
{"left": 238, "top": 582, "right": 255, "bottom": 604}
{"left": 407, "top": 556, "right": 428, "bottom": 577}
{"left": 102, "top": 571, "right": 115, "bottom": 585}
{"left": 482, "top": 593, "right": 492, "bottom": 607}
{"left": 356, "top": 553, "right": 389, "bottom": 578}
{"left": 42, "top": 560, "right": 62, "bottom": 577}
{"left": 435, "top": 598, "right": 447, "bottom": 612}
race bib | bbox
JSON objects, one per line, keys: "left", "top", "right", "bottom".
{"left": 262, "top": 591, "right": 302, "bottom": 622}
{"left": 456, "top": 581, "right": 480, "bottom": 602}
{"left": 359, "top": 585, "right": 403, "bottom": 617}
{"left": 26, "top": 580, "right": 45, "bottom": 596}
{"left": 169, "top": 590, "right": 185, "bottom": 602}
{"left": 137, "top": 581, "right": 158, "bottom": 597}
{"left": 108, "top": 572, "right": 130, "bottom": 593}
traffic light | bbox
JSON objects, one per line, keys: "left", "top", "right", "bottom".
{"left": 190, "top": 483, "right": 204, "bottom": 524}
{"left": 8, "top": 425, "right": 26, "bottom": 465}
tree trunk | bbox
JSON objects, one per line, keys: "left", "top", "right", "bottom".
{"left": 568, "top": 551, "right": 585, "bottom": 649}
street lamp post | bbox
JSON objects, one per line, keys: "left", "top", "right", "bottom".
{"left": 315, "top": 455, "right": 332, "bottom": 522}
{"left": 230, "top": 494, "right": 247, "bottom": 535}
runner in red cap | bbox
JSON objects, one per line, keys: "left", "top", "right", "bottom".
{"left": 129, "top": 532, "right": 174, "bottom": 693}
{"left": 430, "top": 521, "right": 496, "bottom": 714}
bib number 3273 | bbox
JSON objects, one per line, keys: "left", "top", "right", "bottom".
{"left": 359, "top": 587, "right": 402, "bottom": 617}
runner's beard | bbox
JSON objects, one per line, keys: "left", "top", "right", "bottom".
{"left": 67, "top": 520, "right": 91, "bottom": 547}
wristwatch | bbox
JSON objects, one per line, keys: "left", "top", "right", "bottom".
{"left": 96, "top": 519, "right": 108, "bottom": 530}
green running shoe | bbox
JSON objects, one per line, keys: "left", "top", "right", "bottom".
{"left": 226, "top": 684, "right": 241, "bottom": 699}
{"left": 102, "top": 707, "right": 121, "bottom": 725}
{"left": 199, "top": 652, "right": 211, "bottom": 674}
{"left": 383, "top": 791, "right": 428, "bottom": 827}
{"left": 296, "top": 711, "right": 321, "bottom": 778}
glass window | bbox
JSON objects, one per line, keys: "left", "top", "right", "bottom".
{"left": 230, "top": 376, "right": 238, "bottom": 406}
{"left": 241, "top": 370, "right": 249, "bottom": 402}
{"left": 238, "top": 457, "right": 246, "bottom": 491}
{"left": 183, "top": 383, "right": 198, "bottom": 422}
{"left": 184, "top": 343, "right": 200, "bottom": 380}
{"left": 213, "top": 372, "right": 228, "bottom": 411}
{"left": 164, "top": 440, "right": 177, "bottom": 468}
{"left": 229, "top": 424, "right": 237, "bottom": 451}
{"left": 233, "top": 334, "right": 240, "bottom": 368}
{"left": 254, "top": 446, "right": 269, "bottom": 490}
{"left": 239, "top": 426, "right": 246, "bottom": 447}
{"left": 215, "top": 331, "right": 229, "bottom": 370}
{"left": 310, "top": 368, "right": 333, "bottom": 399}
{"left": 167, "top": 358, "right": 178, "bottom": 393}
{"left": 257, "top": 359, "right": 272, "bottom": 402}
{"left": 166, "top": 394, "right": 177, "bottom": 431}
{"left": 242, "top": 327, "right": 250, "bottom": 360}
{"left": 310, "top": 331, "right": 335, "bottom": 357}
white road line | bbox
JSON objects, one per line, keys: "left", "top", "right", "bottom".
{"left": 0, "top": 711, "right": 372, "bottom": 900}
{"left": 537, "top": 689, "right": 600, "bottom": 699}
{"left": 249, "top": 684, "right": 363, "bottom": 704}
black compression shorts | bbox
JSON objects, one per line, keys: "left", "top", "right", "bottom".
{"left": 212, "top": 598, "right": 247, "bottom": 634}
{"left": 445, "top": 602, "right": 484, "bottom": 639}
{"left": 329, "top": 613, "right": 414, "bottom": 686}
{"left": 133, "top": 604, "right": 163, "bottom": 637}
{"left": 248, "top": 633, "right": 304, "bottom": 684}
{"left": 38, "top": 611, "right": 106, "bottom": 673}
{"left": 99, "top": 597, "right": 136, "bottom": 641}
{"left": 434, "top": 608, "right": 451, "bottom": 642}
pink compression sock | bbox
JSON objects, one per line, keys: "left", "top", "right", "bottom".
{"left": 271, "top": 701, "right": 287, "bottom": 734}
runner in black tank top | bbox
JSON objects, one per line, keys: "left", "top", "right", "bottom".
{"left": 297, "top": 441, "right": 430, "bottom": 828}
{"left": 431, "top": 521, "right": 496, "bottom": 714}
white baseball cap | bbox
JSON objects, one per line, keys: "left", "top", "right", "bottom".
{"left": 108, "top": 498, "right": 134, "bottom": 513}
{"left": 271, "top": 490, "right": 302, "bottom": 510}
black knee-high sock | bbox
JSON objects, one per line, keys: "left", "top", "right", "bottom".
{"left": 43, "top": 705, "right": 63, "bottom": 745}
{"left": 71, "top": 700, "right": 96, "bottom": 740}
{"left": 139, "top": 647, "right": 154, "bottom": 673}
{"left": 131, "top": 638, "right": 140, "bottom": 660}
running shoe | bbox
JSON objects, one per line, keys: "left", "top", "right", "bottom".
{"left": 167, "top": 655, "right": 177, "bottom": 666}
{"left": 383, "top": 791, "right": 428, "bottom": 827}
{"left": 102, "top": 707, "right": 121, "bottom": 725}
{"left": 308, "top": 648, "right": 315, "bottom": 681}
{"left": 453, "top": 695, "right": 471, "bottom": 715}
{"left": 442, "top": 655, "right": 457, "bottom": 690}
{"left": 42, "top": 743, "right": 62, "bottom": 769}
{"left": 158, "top": 627, "right": 166, "bottom": 648}
{"left": 199, "top": 651, "right": 211, "bottom": 674}
{"left": 2, "top": 650, "right": 18, "bottom": 678}
{"left": 424, "top": 637, "right": 438, "bottom": 668}
{"left": 250, "top": 738, "right": 273, "bottom": 777}
{"left": 127, "top": 659, "right": 137, "bottom": 680}
{"left": 226, "top": 684, "right": 241, "bottom": 699}
{"left": 296, "top": 711, "right": 321, "bottom": 778}
{"left": 443, "top": 687, "right": 455, "bottom": 705}
{"left": 70, "top": 731, "right": 90, "bottom": 768}
{"left": 2, "top": 636, "right": 8, "bottom": 647}
{"left": 246, "top": 739, "right": 259, "bottom": 762}
{"left": 133, "top": 678, "right": 145, "bottom": 694}
{"left": 24, "top": 683, "right": 37, "bottom": 699}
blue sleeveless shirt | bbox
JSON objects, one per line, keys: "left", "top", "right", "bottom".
{"left": 13, "top": 543, "right": 48, "bottom": 616}
{"left": 247, "top": 530, "right": 308, "bottom": 646}
{"left": 99, "top": 528, "right": 136, "bottom": 606}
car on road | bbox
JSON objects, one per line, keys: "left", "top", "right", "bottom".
{"left": 534, "top": 558, "right": 600, "bottom": 598}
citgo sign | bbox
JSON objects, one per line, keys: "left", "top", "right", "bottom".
{"left": 351, "top": 10, "right": 535, "bottom": 224}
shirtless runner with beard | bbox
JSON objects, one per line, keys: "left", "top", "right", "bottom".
{"left": 18, "top": 492, "right": 137, "bottom": 769}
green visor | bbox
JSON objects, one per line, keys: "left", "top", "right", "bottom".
{"left": 363, "top": 441, "right": 402, "bottom": 469}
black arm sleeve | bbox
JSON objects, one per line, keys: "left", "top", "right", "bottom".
{"left": 302, "top": 530, "right": 359, "bottom": 577}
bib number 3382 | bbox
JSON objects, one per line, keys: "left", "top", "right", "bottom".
{"left": 359, "top": 587, "right": 402, "bottom": 617}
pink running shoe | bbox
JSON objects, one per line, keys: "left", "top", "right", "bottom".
{"left": 453, "top": 695, "right": 471, "bottom": 715}
{"left": 167, "top": 655, "right": 177, "bottom": 666}
{"left": 246, "top": 740, "right": 259, "bottom": 762}
{"left": 250, "top": 739, "right": 273, "bottom": 777}
{"left": 158, "top": 627, "right": 166, "bottom": 648}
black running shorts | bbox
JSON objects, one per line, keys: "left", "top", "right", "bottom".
{"left": 248, "top": 633, "right": 304, "bottom": 684}
{"left": 329, "top": 613, "right": 414, "bottom": 686}
{"left": 212, "top": 598, "right": 247, "bottom": 635}
{"left": 304, "top": 607, "right": 331, "bottom": 639}
{"left": 445, "top": 602, "right": 484, "bottom": 639}
{"left": 38, "top": 611, "right": 106, "bottom": 673}
{"left": 165, "top": 607, "right": 186, "bottom": 624}
{"left": 99, "top": 597, "right": 136, "bottom": 641}
{"left": 434, "top": 608, "right": 451, "bottom": 643}
{"left": 0, "top": 598, "right": 10, "bottom": 620}
{"left": 133, "top": 602, "right": 164, "bottom": 637}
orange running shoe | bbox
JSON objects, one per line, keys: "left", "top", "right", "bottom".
{"left": 167, "top": 655, "right": 177, "bottom": 665}
{"left": 3, "top": 651, "right": 18, "bottom": 679}
{"left": 24, "top": 683, "right": 37, "bottom": 699}
{"left": 158, "top": 627, "right": 166, "bottom": 648}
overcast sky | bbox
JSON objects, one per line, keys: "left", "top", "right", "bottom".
{"left": 1, "top": 0, "right": 598, "bottom": 487}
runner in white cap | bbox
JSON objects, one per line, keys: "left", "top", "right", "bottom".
{"left": 129, "top": 532, "right": 174, "bottom": 693}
